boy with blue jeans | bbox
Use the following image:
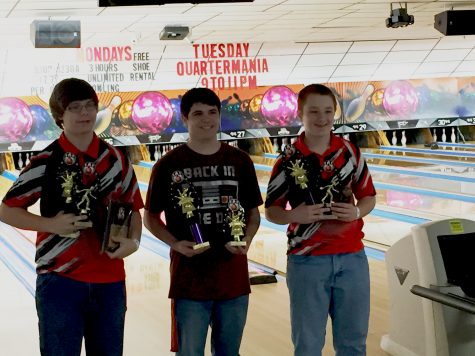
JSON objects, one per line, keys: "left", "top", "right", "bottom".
{"left": 265, "top": 84, "right": 376, "bottom": 356}
{"left": 0, "top": 78, "right": 143, "bottom": 356}
{"left": 144, "top": 87, "right": 262, "bottom": 356}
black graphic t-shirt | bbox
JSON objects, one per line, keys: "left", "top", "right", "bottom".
{"left": 146, "top": 143, "right": 262, "bottom": 300}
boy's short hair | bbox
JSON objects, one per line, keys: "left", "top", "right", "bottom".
{"left": 298, "top": 84, "right": 337, "bottom": 112}
{"left": 49, "top": 78, "right": 99, "bottom": 128}
{"left": 180, "top": 87, "right": 221, "bottom": 118}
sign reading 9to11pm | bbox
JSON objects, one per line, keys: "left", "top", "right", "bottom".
{"left": 176, "top": 43, "right": 269, "bottom": 90}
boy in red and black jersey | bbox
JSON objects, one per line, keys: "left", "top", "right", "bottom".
{"left": 0, "top": 78, "right": 143, "bottom": 356}
{"left": 265, "top": 84, "right": 376, "bottom": 356}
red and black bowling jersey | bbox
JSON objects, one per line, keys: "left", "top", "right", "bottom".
{"left": 3, "top": 133, "right": 144, "bottom": 283}
{"left": 265, "top": 132, "right": 376, "bottom": 256}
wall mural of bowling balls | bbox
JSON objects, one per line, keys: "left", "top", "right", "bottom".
{"left": 24, "top": 104, "right": 60, "bottom": 141}
{"left": 260, "top": 86, "right": 298, "bottom": 127}
{"left": 369, "top": 88, "right": 386, "bottom": 114}
{"left": 249, "top": 94, "right": 263, "bottom": 122}
{"left": 131, "top": 91, "right": 173, "bottom": 135}
{"left": 163, "top": 97, "right": 187, "bottom": 134}
{"left": 382, "top": 80, "right": 419, "bottom": 118}
{"left": 0, "top": 97, "right": 34, "bottom": 143}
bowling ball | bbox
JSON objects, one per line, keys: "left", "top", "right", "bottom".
{"left": 0, "top": 97, "right": 33, "bottom": 143}
{"left": 249, "top": 94, "right": 263, "bottom": 121}
{"left": 116, "top": 101, "right": 137, "bottom": 130}
{"left": 383, "top": 80, "right": 419, "bottom": 118}
{"left": 260, "top": 86, "right": 298, "bottom": 126}
{"left": 370, "top": 88, "right": 386, "bottom": 114}
{"left": 163, "top": 98, "right": 186, "bottom": 134}
{"left": 24, "top": 105, "right": 57, "bottom": 141}
{"left": 131, "top": 92, "right": 173, "bottom": 134}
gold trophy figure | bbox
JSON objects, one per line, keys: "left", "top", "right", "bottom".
{"left": 226, "top": 199, "right": 247, "bottom": 247}
{"left": 172, "top": 170, "right": 209, "bottom": 250}
{"left": 177, "top": 188, "right": 196, "bottom": 218}
{"left": 73, "top": 185, "right": 96, "bottom": 228}
{"left": 61, "top": 171, "right": 77, "bottom": 203}
{"left": 290, "top": 160, "right": 309, "bottom": 189}
{"left": 320, "top": 180, "right": 338, "bottom": 218}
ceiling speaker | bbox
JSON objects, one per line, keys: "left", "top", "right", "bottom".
{"left": 159, "top": 26, "right": 190, "bottom": 40}
{"left": 434, "top": 10, "right": 475, "bottom": 36}
{"left": 31, "top": 20, "right": 81, "bottom": 48}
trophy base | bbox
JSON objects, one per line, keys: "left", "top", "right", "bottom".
{"left": 229, "top": 240, "right": 247, "bottom": 247}
{"left": 193, "top": 241, "right": 210, "bottom": 250}
{"left": 74, "top": 220, "right": 93, "bottom": 228}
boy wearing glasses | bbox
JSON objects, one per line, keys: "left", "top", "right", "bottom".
{"left": 144, "top": 87, "right": 262, "bottom": 356}
{"left": 0, "top": 78, "right": 143, "bottom": 356}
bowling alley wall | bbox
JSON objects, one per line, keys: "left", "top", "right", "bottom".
{"left": 1, "top": 43, "right": 475, "bottom": 153}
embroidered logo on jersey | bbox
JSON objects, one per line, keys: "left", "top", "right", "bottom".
{"left": 322, "top": 160, "right": 334, "bottom": 173}
{"left": 63, "top": 152, "right": 77, "bottom": 166}
{"left": 82, "top": 162, "right": 96, "bottom": 176}
{"left": 283, "top": 144, "right": 296, "bottom": 159}
{"left": 172, "top": 170, "right": 185, "bottom": 184}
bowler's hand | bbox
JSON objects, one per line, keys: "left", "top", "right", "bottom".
{"left": 106, "top": 236, "right": 140, "bottom": 259}
{"left": 225, "top": 241, "right": 249, "bottom": 255}
{"left": 290, "top": 203, "right": 334, "bottom": 224}
{"left": 330, "top": 202, "right": 358, "bottom": 222}
{"left": 172, "top": 240, "right": 209, "bottom": 257}
{"left": 49, "top": 211, "right": 88, "bottom": 236}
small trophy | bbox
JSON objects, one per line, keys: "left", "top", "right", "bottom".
{"left": 226, "top": 199, "right": 247, "bottom": 247}
{"left": 319, "top": 180, "right": 338, "bottom": 217}
{"left": 102, "top": 201, "right": 132, "bottom": 253}
{"left": 171, "top": 170, "right": 209, "bottom": 250}
{"left": 283, "top": 144, "right": 338, "bottom": 218}
{"left": 58, "top": 169, "right": 94, "bottom": 237}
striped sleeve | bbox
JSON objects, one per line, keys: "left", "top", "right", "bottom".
{"left": 264, "top": 157, "right": 289, "bottom": 208}
{"left": 2, "top": 151, "right": 51, "bottom": 208}
{"left": 349, "top": 144, "right": 376, "bottom": 199}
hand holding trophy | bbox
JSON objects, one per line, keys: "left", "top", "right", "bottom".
{"left": 283, "top": 144, "right": 337, "bottom": 219}
{"left": 226, "top": 199, "right": 247, "bottom": 247}
{"left": 171, "top": 170, "right": 209, "bottom": 250}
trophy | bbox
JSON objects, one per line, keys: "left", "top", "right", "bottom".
{"left": 226, "top": 199, "right": 247, "bottom": 247}
{"left": 171, "top": 170, "right": 209, "bottom": 250}
{"left": 102, "top": 201, "right": 132, "bottom": 252}
{"left": 282, "top": 144, "right": 337, "bottom": 218}
{"left": 58, "top": 168, "right": 94, "bottom": 238}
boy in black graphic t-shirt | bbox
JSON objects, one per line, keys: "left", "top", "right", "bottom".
{"left": 144, "top": 88, "right": 262, "bottom": 355}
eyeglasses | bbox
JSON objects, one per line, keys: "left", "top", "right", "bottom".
{"left": 66, "top": 101, "right": 97, "bottom": 114}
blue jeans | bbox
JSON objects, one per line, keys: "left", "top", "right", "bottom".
{"left": 286, "top": 250, "right": 370, "bottom": 356}
{"left": 175, "top": 295, "right": 249, "bottom": 356}
{"left": 35, "top": 273, "right": 126, "bottom": 356}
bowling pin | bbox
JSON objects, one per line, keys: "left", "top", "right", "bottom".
{"left": 401, "top": 130, "right": 407, "bottom": 147}
{"left": 273, "top": 138, "right": 279, "bottom": 153}
{"left": 18, "top": 153, "right": 24, "bottom": 169}
{"left": 291, "top": 136, "right": 297, "bottom": 144}
{"left": 25, "top": 152, "right": 30, "bottom": 166}
{"left": 345, "top": 84, "right": 374, "bottom": 122}
{"left": 433, "top": 129, "right": 437, "bottom": 142}
{"left": 451, "top": 127, "right": 456, "bottom": 143}
{"left": 391, "top": 131, "right": 397, "bottom": 146}
{"left": 156, "top": 145, "right": 162, "bottom": 160}
{"left": 441, "top": 128, "right": 447, "bottom": 142}
{"left": 95, "top": 95, "right": 122, "bottom": 135}
{"left": 153, "top": 145, "right": 159, "bottom": 161}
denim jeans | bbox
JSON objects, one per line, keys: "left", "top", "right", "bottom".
{"left": 35, "top": 273, "right": 126, "bottom": 356}
{"left": 175, "top": 295, "right": 249, "bottom": 356}
{"left": 286, "top": 249, "right": 370, "bottom": 356}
